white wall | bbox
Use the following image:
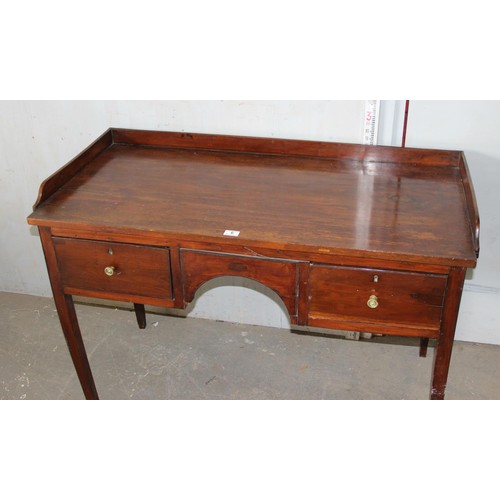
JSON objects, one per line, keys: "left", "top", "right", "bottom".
{"left": 405, "top": 101, "right": 500, "bottom": 344}
{"left": 0, "top": 100, "right": 365, "bottom": 327}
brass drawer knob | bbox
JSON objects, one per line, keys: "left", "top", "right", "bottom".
{"left": 367, "top": 295, "right": 379, "bottom": 309}
{"left": 104, "top": 266, "right": 115, "bottom": 277}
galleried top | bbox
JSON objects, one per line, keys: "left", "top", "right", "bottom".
{"left": 28, "top": 128, "right": 480, "bottom": 267}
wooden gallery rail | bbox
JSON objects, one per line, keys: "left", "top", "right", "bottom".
{"left": 27, "top": 128, "right": 480, "bottom": 399}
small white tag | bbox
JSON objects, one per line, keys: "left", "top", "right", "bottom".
{"left": 223, "top": 229, "right": 240, "bottom": 237}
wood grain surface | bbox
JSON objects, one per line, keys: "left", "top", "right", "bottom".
{"left": 28, "top": 138, "right": 477, "bottom": 267}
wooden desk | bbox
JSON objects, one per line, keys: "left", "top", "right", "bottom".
{"left": 27, "top": 128, "right": 480, "bottom": 399}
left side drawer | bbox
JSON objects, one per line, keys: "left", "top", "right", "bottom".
{"left": 53, "top": 237, "right": 173, "bottom": 303}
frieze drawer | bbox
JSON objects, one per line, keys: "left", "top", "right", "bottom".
{"left": 53, "top": 237, "right": 173, "bottom": 303}
{"left": 308, "top": 265, "right": 447, "bottom": 336}
{"left": 181, "top": 250, "right": 299, "bottom": 321}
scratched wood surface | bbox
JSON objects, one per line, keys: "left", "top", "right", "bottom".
{"left": 28, "top": 130, "right": 477, "bottom": 267}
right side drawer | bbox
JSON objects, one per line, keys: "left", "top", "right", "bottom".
{"left": 308, "top": 265, "right": 447, "bottom": 335}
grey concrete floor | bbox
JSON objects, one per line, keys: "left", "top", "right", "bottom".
{"left": 1, "top": 291, "right": 499, "bottom": 399}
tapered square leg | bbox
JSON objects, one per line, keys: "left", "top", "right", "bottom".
{"left": 419, "top": 337, "right": 429, "bottom": 358}
{"left": 39, "top": 227, "right": 99, "bottom": 399}
{"left": 57, "top": 294, "right": 99, "bottom": 399}
{"left": 134, "top": 303, "right": 147, "bottom": 329}
{"left": 430, "top": 267, "right": 466, "bottom": 400}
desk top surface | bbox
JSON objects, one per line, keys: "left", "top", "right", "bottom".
{"left": 28, "top": 129, "right": 479, "bottom": 267}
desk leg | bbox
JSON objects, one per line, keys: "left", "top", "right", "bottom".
{"left": 55, "top": 294, "right": 99, "bottom": 400}
{"left": 39, "top": 227, "right": 99, "bottom": 400}
{"left": 134, "top": 303, "right": 147, "bottom": 329}
{"left": 430, "top": 267, "right": 466, "bottom": 400}
{"left": 419, "top": 338, "right": 429, "bottom": 358}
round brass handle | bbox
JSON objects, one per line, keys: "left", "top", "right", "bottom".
{"left": 104, "top": 266, "right": 115, "bottom": 277}
{"left": 367, "top": 295, "right": 379, "bottom": 309}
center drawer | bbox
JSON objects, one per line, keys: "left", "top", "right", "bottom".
{"left": 53, "top": 237, "right": 173, "bottom": 303}
{"left": 308, "top": 265, "right": 447, "bottom": 335}
{"left": 181, "top": 250, "right": 299, "bottom": 320}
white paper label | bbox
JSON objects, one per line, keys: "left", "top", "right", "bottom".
{"left": 223, "top": 229, "right": 240, "bottom": 237}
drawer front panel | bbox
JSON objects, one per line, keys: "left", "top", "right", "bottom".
{"left": 309, "top": 265, "right": 447, "bottom": 332}
{"left": 53, "top": 238, "right": 172, "bottom": 300}
{"left": 181, "top": 250, "right": 299, "bottom": 319}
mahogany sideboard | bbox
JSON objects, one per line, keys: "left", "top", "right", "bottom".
{"left": 27, "top": 128, "right": 480, "bottom": 399}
